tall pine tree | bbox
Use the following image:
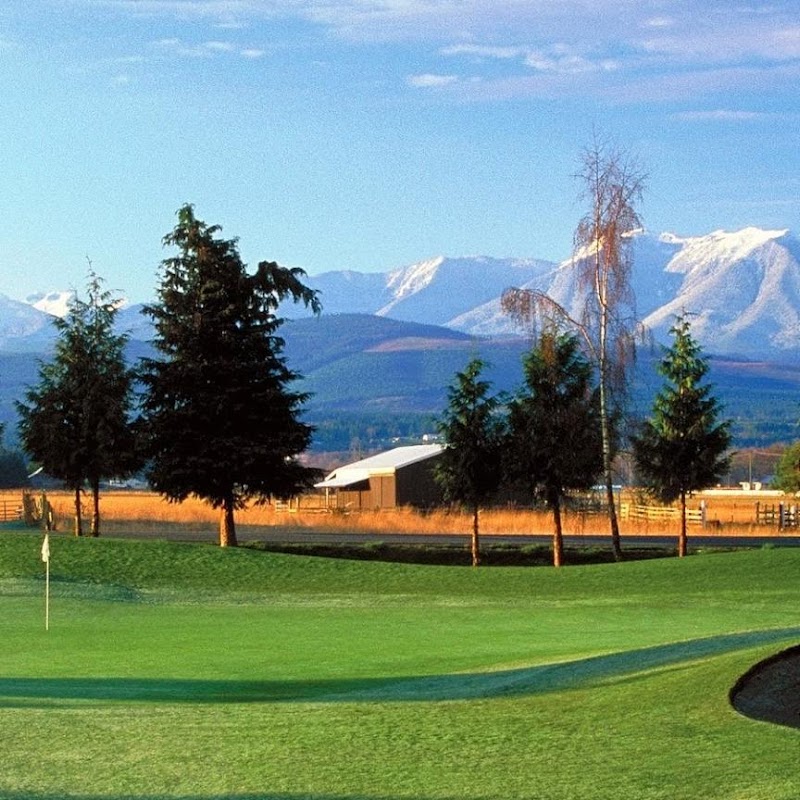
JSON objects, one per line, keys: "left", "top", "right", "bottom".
{"left": 632, "top": 314, "right": 731, "bottom": 557}
{"left": 505, "top": 332, "right": 603, "bottom": 567}
{"left": 434, "top": 357, "right": 504, "bottom": 567}
{"left": 17, "top": 272, "right": 139, "bottom": 535}
{"left": 139, "top": 204, "right": 321, "bottom": 547}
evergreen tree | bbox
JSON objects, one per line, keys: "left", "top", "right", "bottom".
{"left": 505, "top": 332, "right": 603, "bottom": 567}
{"left": 16, "top": 273, "right": 139, "bottom": 535}
{"left": 434, "top": 357, "right": 504, "bottom": 567}
{"left": 17, "top": 347, "right": 83, "bottom": 532}
{"left": 632, "top": 314, "right": 732, "bottom": 557}
{"left": 139, "top": 204, "right": 321, "bottom": 547}
{"left": 772, "top": 442, "right": 800, "bottom": 493}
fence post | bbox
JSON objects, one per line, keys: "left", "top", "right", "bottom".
{"left": 21, "top": 491, "right": 36, "bottom": 526}
{"left": 42, "top": 493, "right": 53, "bottom": 531}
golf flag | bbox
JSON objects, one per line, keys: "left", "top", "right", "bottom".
{"left": 41, "top": 533, "right": 50, "bottom": 563}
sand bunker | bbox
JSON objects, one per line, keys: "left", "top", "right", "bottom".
{"left": 730, "top": 645, "right": 800, "bottom": 729}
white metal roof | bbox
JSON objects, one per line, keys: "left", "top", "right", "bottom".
{"left": 314, "top": 469, "right": 371, "bottom": 489}
{"left": 314, "top": 444, "right": 444, "bottom": 489}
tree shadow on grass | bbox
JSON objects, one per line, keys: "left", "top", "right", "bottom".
{"left": 2, "top": 627, "right": 798, "bottom": 708}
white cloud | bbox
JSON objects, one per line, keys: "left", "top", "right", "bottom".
{"left": 440, "top": 44, "right": 525, "bottom": 60}
{"left": 644, "top": 16, "right": 674, "bottom": 29}
{"left": 671, "top": 110, "right": 775, "bottom": 123}
{"left": 69, "top": 0, "right": 800, "bottom": 104}
{"left": 203, "top": 40, "right": 235, "bottom": 51}
{"left": 152, "top": 36, "right": 256, "bottom": 58}
{"left": 442, "top": 40, "right": 617, "bottom": 76}
{"left": 523, "top": 45, "right": 617, "bottom": 74}
{"left": 407, "top": 72, "right": 458, "bottom": 88}
{"left": 214, "top": 18, "right": 247, "bottom": 30}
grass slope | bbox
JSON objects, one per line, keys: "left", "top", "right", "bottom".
{"left": 0, "top": 532, "right": 799, "bottom": 799}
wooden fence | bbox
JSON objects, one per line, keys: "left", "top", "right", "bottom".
{"left": 0, "top": 499, "right": 21, "bottom": 522}
{"left": 0, "top": 492, "right": 53, "bottom": 528}
{"left": 755, "top": 502, "right": 798, "bottom": 529}
{"left": 620, "top": 503, "right": 706, "bottom": 527}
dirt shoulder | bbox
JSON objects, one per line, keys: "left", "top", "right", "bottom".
{"left": 730, "top": 645, "right": 800, "bottom": 729}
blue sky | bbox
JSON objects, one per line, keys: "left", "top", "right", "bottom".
{"left": 1, "top": 0, "right": 798, "bottom": 302}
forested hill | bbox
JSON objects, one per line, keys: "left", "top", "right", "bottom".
{"left": 0, "top": 313, "right": 799, "bottom": 451}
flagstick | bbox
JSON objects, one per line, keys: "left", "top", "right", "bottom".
{"left": 41, "top": 532, "right": 51, "bottom": 632}
{"left": 45, "top": 557, "right": 50, "bottom": 632}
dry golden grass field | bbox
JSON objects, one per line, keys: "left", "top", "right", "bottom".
{"left": 1, "top": 487, "right": 792, "bottom": 538}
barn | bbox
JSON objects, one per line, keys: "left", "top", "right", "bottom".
{"left": 314, "top": 444, "right": 445, "bottom": 510}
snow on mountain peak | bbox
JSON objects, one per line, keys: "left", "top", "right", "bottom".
{"left": 25, "top": 290, "right": 75, "bottom": 318}
{"left": 640, "top": 227, "right": 800, "bottom": 357}
{"left": 385, "top": 256, "right": 446, "bottom": 300}
{"left": 668, "top": 227, "right": 790, "bottom": 269}
{"left": 658, "top": 232, "right": 687, "bottom": 245}
{"left": 706, "top": 226, "right": 789, "bottom": 255}
{"left": 377, "top": 255, "right": 556, "bottom": 326}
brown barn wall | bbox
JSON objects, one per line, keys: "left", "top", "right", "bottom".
{"left": 368, "top": 475, "right": 396, "bottom": 509}
{"left": 395, "top": 455, "right": 443, "bottom": 508}
{"left": 334, "top": 481, "right": 370, "bottom": 510}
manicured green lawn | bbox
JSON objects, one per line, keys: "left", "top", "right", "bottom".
{"left": 0, "top": 532, "right": 798, "bottom": 799}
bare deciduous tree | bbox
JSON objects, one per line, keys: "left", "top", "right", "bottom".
{"left": 502, "top": 137, "right": 646, "bottom": 560}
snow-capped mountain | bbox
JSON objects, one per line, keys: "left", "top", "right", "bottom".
{"left": 301, "top": 256, "right": 555, "bottom": 327}
{"left": 0, "top": 295, "right": 57, "bottom": 351}
{"left": 284, "top": 227, "right": 800, "bottom": 361}
{"left": 639, "top": 228, "right": 800, "bottom": 358}
{"left": 0, "top": 291, "right": 145, "bottom": 350}
{"left": 25, "top": 290, "right": 75, "bottom": 318}
{"left": 4, "top": 227, "right": 800, "bottom": 362}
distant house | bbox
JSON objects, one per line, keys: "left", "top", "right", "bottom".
{"left": 314, "top": 444, "right": 445, "bottom": 510}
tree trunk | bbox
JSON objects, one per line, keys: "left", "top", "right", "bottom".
{"left": 593, "top": 219, "right": 623, "bottom": 563}
{"left": 219, "top": 494, "right": 238, "bottom": 548}
{"left": 550, "top": 492, "right": 564, "bottom": 568}
{"left": 678, "top": 490, "right": 687, "bottom": 558}
{"left": 73, "top": 486, "right": 83, "bottom": 537}
{"left": 599, "top": 379, "right": 622, "bottom": 561}
{"left": 471, "top": 503, "right": 480, "bottom": 567}
{"left": 90, "top": 478, "right": 100, "bottom": 537}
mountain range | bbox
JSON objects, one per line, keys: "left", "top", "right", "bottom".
{"left": 289, "top": 227, "right": 800, "bottom": 362}
{"left": 3, "top": 226, "right": 800, "bottom": 361}
{"left": 2, "top": 227, "right": 800, "bottom": 448}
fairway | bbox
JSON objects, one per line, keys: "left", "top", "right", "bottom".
{"left": 1, "top": 534, "right": 799, "bottom": 799}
